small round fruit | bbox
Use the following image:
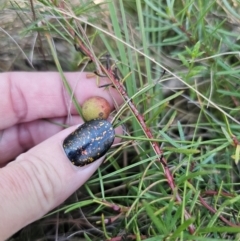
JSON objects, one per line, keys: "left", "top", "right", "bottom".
{"left": 82, "top": 96, "right": 111, "bottom": 121}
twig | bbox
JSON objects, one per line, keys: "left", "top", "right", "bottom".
{"left": 70, "top": 33, "right": 196, "bottom": 232}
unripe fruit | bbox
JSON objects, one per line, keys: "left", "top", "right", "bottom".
{"left": 82, "top": 96, "right": 111, "bottom": 121}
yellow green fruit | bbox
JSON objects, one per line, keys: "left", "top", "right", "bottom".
{"left": 82, "top": 96, "right": 111, "bottom": 121}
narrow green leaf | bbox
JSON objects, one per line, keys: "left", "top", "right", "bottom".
{"left": 143, "top": 201, "right": 168, "bottom": 235}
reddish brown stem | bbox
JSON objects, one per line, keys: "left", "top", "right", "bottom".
{"left": 199, "top": 196, "right": 239, "bottom": 227}
{"left": 72, "top": 37, "right": 196, "bottom": 232}
{"left": 108, "top": 71, "right": 196, "bottom": 234}
{"left": 203, "top": 190, "right": 235, "bottom": 198}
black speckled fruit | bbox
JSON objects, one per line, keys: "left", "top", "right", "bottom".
{"left": 63, "top": 119, "right": 115, "bottom": 166}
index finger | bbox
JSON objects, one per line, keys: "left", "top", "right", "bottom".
{"left": 0, "top": 72, "right": 123, "bottom": 130}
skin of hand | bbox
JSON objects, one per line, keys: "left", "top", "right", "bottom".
{"left": 0, "top": 72, "right": 123, "bottom": 240}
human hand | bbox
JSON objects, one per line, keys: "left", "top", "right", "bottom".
{"left": 0, "top": 72, "right": 123, "bottom": 240}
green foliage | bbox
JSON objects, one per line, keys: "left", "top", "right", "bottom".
{"left": 2, "top": 0, "right": 240, "bottom": 240}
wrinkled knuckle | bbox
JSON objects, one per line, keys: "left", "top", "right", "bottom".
{"left": 8, "top": 73, "right": 28, "bottom": 122}
{"left": 17, "top": 153, "right": 63, "bottom": 212}
{"left": 17, "top": 123, "right": 34, "bottom": 151}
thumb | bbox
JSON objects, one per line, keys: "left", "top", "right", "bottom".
{"left": 0, "top": 123, "right": 117, "bottom": 240}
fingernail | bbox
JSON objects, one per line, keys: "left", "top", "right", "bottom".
{"left": 63, "top": 119, "right": 115, "bottom": 167}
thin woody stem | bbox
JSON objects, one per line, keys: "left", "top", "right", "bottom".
{"left": 72, "top": 35, "right": 196, "bottom": 232}
{"left": 103, "top": 67, "right": 196, "bottom": 234}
